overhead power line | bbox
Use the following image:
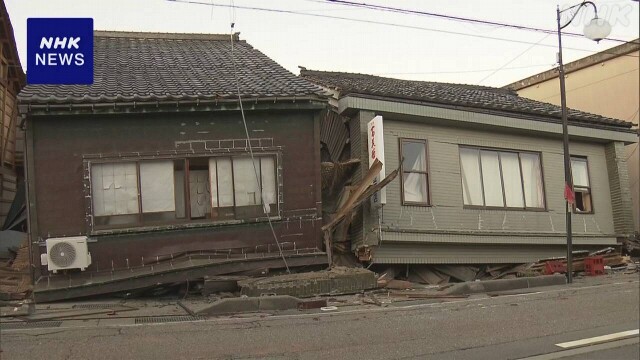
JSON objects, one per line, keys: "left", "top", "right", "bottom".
{"left": 320, "top": 0, "right": 630, "bottom": 43}
{"left": 374, "top": 63, "right": 554, "bottom": 76}
{"left": 168, "top": 0, "right": 638, "bottom": 58}
{"left": 477, "top": 34, "right": 551, "bottom": 85}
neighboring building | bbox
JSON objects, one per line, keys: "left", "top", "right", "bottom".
{"left": 19, "top": 32, "right": 327, "bottom": 301}
{"left": 301, "top": 69, "right": 637, "bottom": 265}
{"left": 0, "top": 1, "right": 26, "bottom": 228}
{"left": 506, "top": 39, "right": 639, "bottom": 233}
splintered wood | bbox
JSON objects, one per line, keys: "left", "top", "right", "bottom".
{"left": 322, "top": 159, "right": 399, "bottom": 265}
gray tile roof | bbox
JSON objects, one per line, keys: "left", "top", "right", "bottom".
{"left": 19, "top": 31, "right": 324, "bottom": 105}
{"left": 300, "top": 69, "right": 633, "bottom": 130}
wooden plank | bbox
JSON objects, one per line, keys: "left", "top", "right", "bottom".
{"left": 0, "top": 83, "right": 6, "bottom": 165}
{"left": 322, "top": 161, "right": 398, "bottom": 232}
{"left": 1, "top": 90, "right": 16, "bottom": 167}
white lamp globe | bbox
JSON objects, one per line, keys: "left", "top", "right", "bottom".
{"left": 583, "top": 17, "right": 612, "bottom": 42}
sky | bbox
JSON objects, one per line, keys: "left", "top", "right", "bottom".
{"left": 4, "top": 0, "right": 640, "bottom": 87}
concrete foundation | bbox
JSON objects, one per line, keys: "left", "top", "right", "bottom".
{"left": 238, "top": 267, "right": 377, "bottom": 298}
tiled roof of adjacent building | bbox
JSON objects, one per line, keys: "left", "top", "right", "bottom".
{"left": 19, "top": 31, "right": 324, "bottom": 105}
{"left": 299, "top": 69, "right": 633, "bottom": 129}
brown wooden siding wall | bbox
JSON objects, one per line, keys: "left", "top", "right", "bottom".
{"left": 320, "top": 109, "right": 350, "bottom": 162}
{"left": 28, "top": 109, "right": 322, "bottom": 277}
{"left": 0, "top": 42, "right": 20, "bottom": 226}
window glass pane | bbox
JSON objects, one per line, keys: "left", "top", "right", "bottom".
{"left": 575, "top": 189, "right": 592, "bottom": 212}
{"left": 403, "top": 173, "right": 428, "bottom": 203}
{"left": 480, "top": 151, "right": 504, "bottom": 207}
{"left": 521, "top": 153, "right": 544, "bottom": 208}
{"left": 140, "top": 160, "right": 175, "bottom": 213}
{"left": 210, "top": 158, "right": 234, "bottom": 207}
{"left": 260, "top": 157, "right": 277, "bottom": 214}
{"left": 402, "top": 141, "right": 426, "bottom": 172}
{"left": 500, "top": 152, "right": 524, "bottom": 208}
{"left": 91, "top": 162, "right": 139, "bottom": 216}
{"left": 571, "top": 158, "right": 590, "bottom": 187}
{"left": 233, "top": 157, "right": 261, "bottom": 206}
{"left": 459, "top": 148, "right": 483, "bottom": 206}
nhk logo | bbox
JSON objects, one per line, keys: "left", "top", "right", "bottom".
{"left": 36, "top": 37, "right": 85, "bottom": 66}
{"left": 27, "top": 18, "right": 93, "bottom": 85}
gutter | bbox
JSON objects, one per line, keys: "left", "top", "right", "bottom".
{"left": 18, "top": 95, "right": 328, "bottom": 117}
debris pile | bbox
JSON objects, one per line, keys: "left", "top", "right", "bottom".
{"left": 376, "top": 263, "right": 530, "bottom": 288}
{"left": 622, "top": 235, "right": 640, "bottom": 257}
{"left": 0, "top": 236, "right": 31, "bottom": 300}
{"left": 528, "top": 248, "right": 635, "bottom": 275}
{"left": 374, "top": 248, "right": 638, "bottom": 290}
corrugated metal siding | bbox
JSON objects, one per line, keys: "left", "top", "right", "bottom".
{"left": 320, "top": 109, "right": 350, "bottom": 162}
{"left": 605, "top": 141, "right": 635, "bottom": 235}
{"left": 348, "top": 114, "right": 365, "bottom": 248}
{"left": 372, "top": 243, "right": 613, "bottom": 264}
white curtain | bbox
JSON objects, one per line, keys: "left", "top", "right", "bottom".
{"left": 521, "top": 153, "right": 544, "bottom": 208}
{"left": 260, "top": 157, "right": 277, "bottom": 214}
{"left": 571, "top": 159, "right": 590, "bottom": 187}
{"left": 210, "top": 158, "right": 234, "bottom": 208}
{"left": 500, "top": 152, "right": 525, "bottom": 208}
{"left": 140, "top": 160, "right": 175, "bottom": 213}
{"left": 480, "top": 151, "right": 504, "bottom": 207}
{"left": 91, "top": 162, "right": 139, "bottom": 216}
{"left": 403, "top": 146, "right": 428, "bottom": 203}
{"left": 459, "top": 148, "right": 483, "bottom": 206}
{"left": 233, "top": 157, "right": 262, "bottom": 206}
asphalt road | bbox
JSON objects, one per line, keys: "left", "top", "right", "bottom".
{"left": 1, "top": 277, "right": 638, "bottom": 359}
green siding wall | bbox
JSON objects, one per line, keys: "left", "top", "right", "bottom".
{"left": 350, "top": 114, "right": 623, "bottom": 263}
{"left": 379, "top": 118, "right": 615, "bottom": 234}
{"left": 372, "top": 243, "right": 614, "bottom": 264}
{"left": 605, "top": 141, "right": 635, "bottom": 235}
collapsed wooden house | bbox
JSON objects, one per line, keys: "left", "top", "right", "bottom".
{"left": 18, "top": 32, "right": 330, "bottom": 302}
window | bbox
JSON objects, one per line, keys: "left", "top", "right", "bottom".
{"left": 400, "top": 139, "right": 429, "bottom": 205}
{"left": 90, "top": 155, "right": 278, "bottom": 230}
{"left": 459, "top": 147, "right": 545, "bottom": 210}
{"left": 571, "top": 157, "right": 592, "bottom": 213}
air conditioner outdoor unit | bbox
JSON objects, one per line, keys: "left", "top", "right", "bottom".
{"left": 43, "top": 236, "right": 92, "bottom": 273}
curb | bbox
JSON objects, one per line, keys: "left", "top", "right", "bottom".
{"left": 442, "top": 275, "right": 567, "bottom": 295}
{"left": 195, "top": 295, "right": 303, "bottom": 316}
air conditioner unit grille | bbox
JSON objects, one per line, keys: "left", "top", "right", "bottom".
{"left": 49, "top": 242, "right": 77, "bottom": 268}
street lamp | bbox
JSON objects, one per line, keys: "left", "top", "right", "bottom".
{"left": 556, "top": 1, "right": 611, "bottom": 284}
